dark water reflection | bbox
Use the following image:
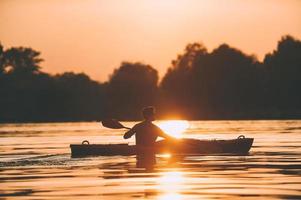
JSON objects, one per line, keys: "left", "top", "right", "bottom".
{"left": 1, "top": 120, "right": 301, "bottom": 199}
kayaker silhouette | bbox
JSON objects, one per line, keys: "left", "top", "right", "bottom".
{"left": 123, "top": 106, "right": 175, "bottom": 146}
{"left": 123, "top": 106, "right": 175, "bottom": 169}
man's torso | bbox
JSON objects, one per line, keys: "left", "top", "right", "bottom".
{"left": 134, "top": 121, "right": 160, "bottom": 147}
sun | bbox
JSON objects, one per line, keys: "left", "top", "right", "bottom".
{"left": 157, "top": 120, "right": 189, "bottom": 138}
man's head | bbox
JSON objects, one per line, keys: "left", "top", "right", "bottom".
{"left": 142, "top": 106, "right": 156, "bottom": 121}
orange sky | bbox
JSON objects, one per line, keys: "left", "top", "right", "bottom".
{"left": 0, "top": 0, "right": 300, "bottom": 82}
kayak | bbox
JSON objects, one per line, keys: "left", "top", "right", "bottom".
{"left": 70, "top": 135, "right": 254, "bottom": 157}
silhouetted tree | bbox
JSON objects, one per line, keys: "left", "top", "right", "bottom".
{"left": 1, "top": 35, "right": 301, "bottom": 122}
{"left": 194, "top": 44, "right": 261, "bottom": 118}
{"left": 0, "top": 44, "right": 106, "bottom": 122}
{"left": 106, "top": 62, "right": 159, "bottom": 119}
{"left": 0, "top": 45, "right": 45, "bottom": 121}
{"left": 161, "top": 43, "right": 261, "bottom": 119}
{"left": 264, "top": 35, "right": 301, "bottom": 117}
{"left": 4, "top": 47, "right": 42, "bottom": 74}
{"left": 51, "top": 72, "right": 106, "bottom": 121}
{"left": 160, "top": 43, "right": 207, "bottom": 117}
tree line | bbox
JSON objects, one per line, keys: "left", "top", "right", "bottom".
{"left": 0, "top": 35, "right": 300, "bottom": 122}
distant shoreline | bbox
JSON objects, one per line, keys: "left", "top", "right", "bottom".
{"left": 1, "top": 36, "right": 300, "bottom": 124}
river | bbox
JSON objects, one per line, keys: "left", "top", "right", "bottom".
{"left": 1, "top": 120, "right": 301, "bottom": 199}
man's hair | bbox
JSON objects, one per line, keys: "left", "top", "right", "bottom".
{"left": 142, "top": 106, "right": 155, "bottom": 119}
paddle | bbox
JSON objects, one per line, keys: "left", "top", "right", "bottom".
{"left": 101, "top": 119, "right": 131, "bottom": 129}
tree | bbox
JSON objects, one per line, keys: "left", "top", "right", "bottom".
{"left": 48, "top": 72, "right": 106, "bottom": 121}
{"left": 4, "top": 47, "right": 43, "bottom": 74}
{"left": 194, "top": 44, "right": 261, "bottom": 117}
{"left": 106, "top": 62, "right": 159, "bottom": 119}
{"left": 264, "top": 35, "right": 301, "bottom": 113}
{"left": 160, "top": 43, "right": 207, "bottom": 117}
{"left": 160, "top": 43, "right": 261, "bottom": 119}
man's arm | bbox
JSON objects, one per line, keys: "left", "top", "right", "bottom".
{"left": 123, "top": 125, "right": 136, "bottom": 139}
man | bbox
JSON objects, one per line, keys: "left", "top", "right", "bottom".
{"left": 123, "top": 106, "right": 175, "bottom": 147}
{"left": 124, "top": 106, "right": 175, "bottom": 169}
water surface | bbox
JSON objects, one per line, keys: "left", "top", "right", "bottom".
{"left": 1, "top": 120, "right": 301, "bottom": 199}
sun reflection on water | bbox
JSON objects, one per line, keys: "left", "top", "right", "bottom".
{"left": 2, "top": 121, "right": 301, "bottom": 199}
{"left": 157, "top": 171, "right": 184, "bottom": 200}
{"left": 157, "top": 120, "right": 190, "bottom": 138}
{"left": 158, "top": 193, "right": 182, "bottom": 200}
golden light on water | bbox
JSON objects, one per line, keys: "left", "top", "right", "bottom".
{"left": 158, "top": 171, "right": 184, "bottom": 200}
{"left": 159, "top": 193, "right": 182, "bottom": 200}
{"left": 157, "top": 120, "right": 189, "bottom": 138}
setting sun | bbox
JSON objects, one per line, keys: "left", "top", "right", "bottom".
{"left": 157, "top": 120, "right": 189, "bottom": 138}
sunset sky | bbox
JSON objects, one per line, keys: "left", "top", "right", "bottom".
{"left": 0, "top": 0, "right": 300, "bottom": 82}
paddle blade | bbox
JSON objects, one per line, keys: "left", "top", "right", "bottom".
{"left": 101, "top": 119, "right": 127, "bottom": 129}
